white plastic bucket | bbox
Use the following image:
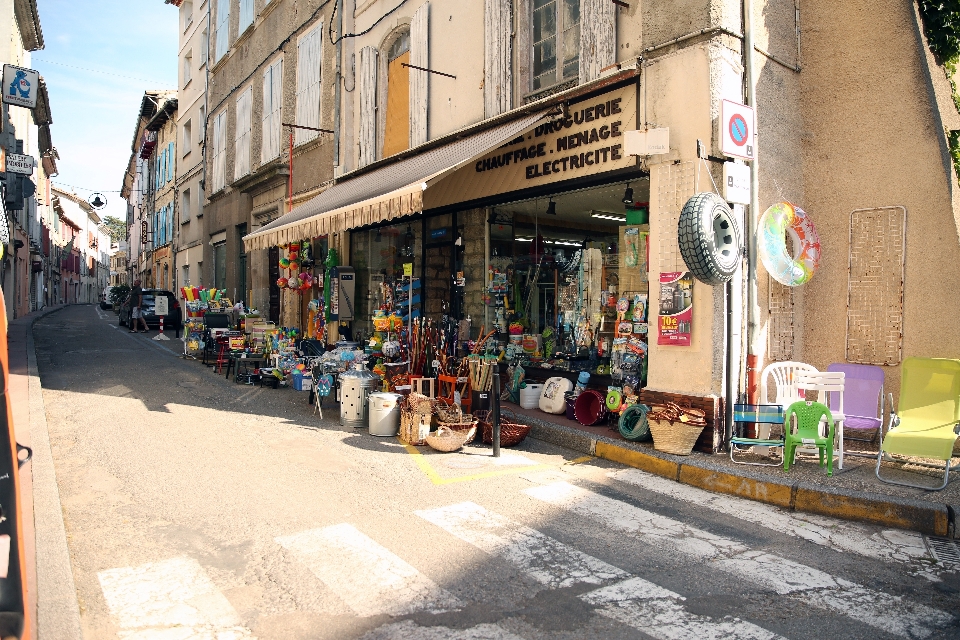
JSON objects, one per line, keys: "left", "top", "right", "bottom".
{"left": 520, "top": 384, "right": 544, "bottom": 410}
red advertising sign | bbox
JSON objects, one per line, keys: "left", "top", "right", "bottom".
{"left": 658, "top": 271, "right": 693, "bottom": 346}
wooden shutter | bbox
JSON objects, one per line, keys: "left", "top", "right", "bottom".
{"left": 358, "top": 46, "right": 379, "bottom": 168}
{"left": 409, "top": 2, "right": 430, "bottom": 148}
{"left": 484, "top": 0, "right": 512, "bottom": 117}
{"left": 295, "top": 24, "right": 323, "bottom": 145}
{"left": 579, "top": 0, "right": 615, "bottom": 84}
{"left": 215, "top": 0, "right": 230, "bottom": 62}
{"left": 212, "top": 111, "right": 226, "bottom": 191}
{"left": 167, "top": 142, "right": 175, "bottom": 181}
{"left": 235, "top": 87, "right": 252, "bottom": 179}
{"left": 262, "top": 61, "right": 283, "bottom": 162}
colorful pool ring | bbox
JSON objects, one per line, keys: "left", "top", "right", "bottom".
{"left": 758, "top": 202, "right": 821, "bottom": 287}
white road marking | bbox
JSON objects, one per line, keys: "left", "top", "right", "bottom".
{"left": 582, "top": 578, "right": 784, "bottom": 640}
{"left": 527, "top": 481, "right": 954, "bottom": 638}
{"left": 415, "top": 501, "right": 627, "bottom": 588}
{"left": 608, "top": 468, "right": 935, "bottom": 571}
{"left": 275, "top": 523, "right": 461, "bottom": 617}
{"left": 97, "top": 556, "right": 255, "bottom": 639}
{"left": 359, "top": 620, "right": 526, "bottom": 640}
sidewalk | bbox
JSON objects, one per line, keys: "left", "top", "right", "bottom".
{"left": 505, "top": 400, "right": 959, "bottom": 537}
{"left": 8, "top": 304, "right": 83, "bottom": 640}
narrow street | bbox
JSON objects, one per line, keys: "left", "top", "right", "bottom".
{"left": 29, "top": 305, "right": 960, "bottom": 639}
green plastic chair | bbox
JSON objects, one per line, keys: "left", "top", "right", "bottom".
{"left": 876, "top": 358, "right": 960, "bottom": 491}
{"left": 783, "top": 401, "right": 835, "bottom": 476}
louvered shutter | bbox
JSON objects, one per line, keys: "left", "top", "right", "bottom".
{"left": 579, "top": 0, "right": 616, "bottom": 84}
{"left": 484, "top": 0, "right": 512, "bottom": 117}
{"left": 409, "top": 2, "right": 429, "bottom": 148}
{"left": 295, "top": 25, "right": 322, "bottom": 146}
{"left": 168, "top": 142, "right": 175, "bottom": 181}
{"left": 235, "top": 87, "right": 252, "bottom": 179}
{"left": 212, "top": 111, "right": 226, "bottom": 191}
{"left": 261, "top": 61, "right": 283, "bottom": 162}
{"left": 358, "top": 46, "right": 379, "bottom": 168}
{"left": 215, "top": 0, "right": 230, "bottom": 62}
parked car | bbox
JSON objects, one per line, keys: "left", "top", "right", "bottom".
{"left": 118, "top": 289, "right": 182, "bottom": 330}
{"left": 100, "top": 286, "right": 116, "bottom": 310}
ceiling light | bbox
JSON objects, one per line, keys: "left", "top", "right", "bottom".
{"left": 622, "top": 183, "right": 634, "bottom": 205}
{"left": 546, "top": 198, "right": 556, "bottom": 215}
{"left": 515, "top": 237, "right": 533, "bottom": 242}
{"left": 591, "top": 213, "right": 627, "bottom": 222}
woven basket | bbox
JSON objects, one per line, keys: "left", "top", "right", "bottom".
{"left": 434, "top": 402, "right": 463, "bottom": 424}
{"left": 475, "top": 409, "right": 532, "bottom": 447}
{"left": 425, "top": 425, "right": 477, "bottom": 452}
{"left": 648, "top": 418, "right": 705, "bottom": 455}
{"left": 399, "top": 409, "right": 431, "bottom": 446}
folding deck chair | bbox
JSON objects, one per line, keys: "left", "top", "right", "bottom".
{"left": 876, "top": 357, "right": 960, "bottom": 491}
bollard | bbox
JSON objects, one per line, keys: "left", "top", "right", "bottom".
{"left": 491, "top": 362, "right": 500, "bottom": 458}
{"left": 153, "top": 316, "right": 170, "bottom": 341}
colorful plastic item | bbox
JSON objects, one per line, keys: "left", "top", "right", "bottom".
{"left": 758, "top": 202, "right": 821, "bottom": 286}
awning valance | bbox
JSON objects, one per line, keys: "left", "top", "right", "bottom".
{"left": 243, "top": 110, "right": 549, "bottom": 251}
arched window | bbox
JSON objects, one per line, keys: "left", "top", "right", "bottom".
{"left": 382, "top": 30, "right": 410, "bottom": 157}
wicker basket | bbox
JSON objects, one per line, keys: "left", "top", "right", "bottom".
{"left": 647, "top": 418, "right": 705, "bottom": 455}
{"left": 475, "top": 409, "right": 532, "bottom": 447}
{"left": 425, "top": 425, "right": 477, "bottom": 452}
{"left": 399, "top": 409, "right": 432, "bottom": 446}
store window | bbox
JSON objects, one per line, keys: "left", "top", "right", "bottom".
{"left": 532, "top": 0, "right": 580, "bottom": 90}
{"left": 352, "top": 219, "right": 422, "bottom": 337}
{"left": 382, "top": 30, "right": 410, "bottom": 157}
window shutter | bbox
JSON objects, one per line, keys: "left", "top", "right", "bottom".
{"left": 358, "top": 46, "right": 379, "bottom": 168}
{"left": 212, "top": 111, "right": 226, "bottom": 191}
{"left": 409, "top": 2, "right": 429, "bottom": 148}
{"left": 579, "top": 0, "right": 615, "bottom": 84}
{"left": 240, "top": 0, "right": 254, "bottom": 33}
{"left": 262, "top": 60, "right": 283, "bottom": 162}
{"left": 168, "top": 142, "right": 175, "bottom": 181}
{"left": 215, "top": 0, "right": 230, "bottom": 62}
{"left": 235, "top": 87, "right": 252, "bottom": 179}
{"left": 484, "top": 0, "right": 512, "bottom": 117}
{"left": 295, "top": 25, "right": 322, "bottom": 146}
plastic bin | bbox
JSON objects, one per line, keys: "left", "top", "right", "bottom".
{"left": 519, "top": 384, "right": 543, "bottom": 409}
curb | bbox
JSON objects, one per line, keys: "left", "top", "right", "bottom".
{"left": 521, "top": 411, "right": 954, "bottom": 537}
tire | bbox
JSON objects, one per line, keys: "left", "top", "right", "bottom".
{"left": 678, "top": 192, "right": 742, "bottom": 285}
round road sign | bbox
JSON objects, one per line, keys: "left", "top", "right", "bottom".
{"left": 729, "top": 114, "right": 749, "bottom": 147}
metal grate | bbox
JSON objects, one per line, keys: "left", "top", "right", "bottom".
{"left": 924, "top": 535, "right": 960, "bottom": 567}
{"left": 846, "top": 207, "right": 905, "bottom": 365}
{"left": 655, "top": 162, "right": 695, "bottom": 274}
{"left": 768, "top": 275, "right": 795, "bottom": 361}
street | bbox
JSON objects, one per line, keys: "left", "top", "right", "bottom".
{"left": 31, "top": 305, "right": 960, "bottom": 639}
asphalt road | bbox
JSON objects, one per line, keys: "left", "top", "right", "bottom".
{"left": 32, "top": 305, "right": 960, "bottom": 639}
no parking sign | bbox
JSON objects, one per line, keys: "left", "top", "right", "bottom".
{"left": 721, "top": 99, "right": 755, "bottom": 161}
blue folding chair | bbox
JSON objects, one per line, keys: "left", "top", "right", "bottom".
{"left": 729, "top": 404, "right": 786, "bottom": 466}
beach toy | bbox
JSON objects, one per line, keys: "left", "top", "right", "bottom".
{"left": 279, "top": 257, "right": 290, "bottom": 269}
{"left": 758, "top": 202, "right": 821, "bottom": 286}
{"left": 277, "top": 278, "right": 288, "bottom": 288}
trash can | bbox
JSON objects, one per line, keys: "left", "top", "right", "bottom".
{"left": 368, "top": 392, "right": 402, "bottom": 436}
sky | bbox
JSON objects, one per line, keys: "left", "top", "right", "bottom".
{"left": 33, "top": 0, "right": 179, "bottom": 223}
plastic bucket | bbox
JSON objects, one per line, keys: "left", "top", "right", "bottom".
{"left": 519, "top": 384, "right": 543, "bottom": 409}
{"left": 574, "top": 389, "right": 607, "bottom": 426}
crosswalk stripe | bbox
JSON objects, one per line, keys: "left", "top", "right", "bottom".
{"left": 275, "top": 523, "right": 461, "bottom": 617}
{"left": 526, "top": 481, "right": 954, "bottom": 638}
{"left": 359, "top": 620, "right": 526, "bottom": 639}
{"left": 97, "top": 556, "right": 256, "bottom": 639}
{"left": 608, "top": 468, "right": 932, "bottom": 569}
{"left": 582, "top": 578, "right": 785, "bottom": 640}
{"left": 414, "top": 501, "right": 627, "bottom": 588}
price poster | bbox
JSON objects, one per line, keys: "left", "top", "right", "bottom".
{"left": 658, "top": 271, "right": 693, "bottom": 346}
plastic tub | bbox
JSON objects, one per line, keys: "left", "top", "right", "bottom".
{"left": 519, "top": 384, "right": 543, "bottom": 409}
{"left": 574, "top": 389, "right": 607, "bottom": 426}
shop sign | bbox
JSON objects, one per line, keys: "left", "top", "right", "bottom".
{"left": 5, "top": 153, "right": 33, "bottom": 175}
{"left": 658, "top": 272, "right": 693, "bottom": 346}
{"left": 155, "top": 296, "right": 169, "bottom": 316}
{"left": 723, "top": 161, "right": 750, "bottom": 205}
{"left": 623, "top": 128, "right": 670, "bottom": 156}
{"left": 426, "top": 84, "right": 638, "bottom": 208}
{"left": 721, "top": 99, "right": 755, "bottom": 160}
{"left": 2, "top": 64, "right": 39, "bottom": 109}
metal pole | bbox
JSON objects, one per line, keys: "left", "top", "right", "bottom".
{"left": 288, "top": 129, "right": 294, "bottom": 212}
{"left": 743, "top": 0, "right": 762, "bottom": 403}
{"left": 491, "top": 361, "right": 501, "bottom": 458}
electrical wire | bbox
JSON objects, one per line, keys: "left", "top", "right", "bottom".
{"left": 33, "top": 58, "right": 175, "bottom": 87}
{"left": 329, "top": 0, "right": 410, "bottom": 45}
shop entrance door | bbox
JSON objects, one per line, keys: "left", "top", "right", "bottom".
{"left": 268, "top": 246, "right": 280, "bottom": 323}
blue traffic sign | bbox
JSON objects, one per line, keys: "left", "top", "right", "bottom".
{"left": 729, "top": 114, "right": 748, "bottom": 146}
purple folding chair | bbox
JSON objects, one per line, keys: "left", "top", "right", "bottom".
{"left": 826, "top": 363, "right": 885, "bottom": 459}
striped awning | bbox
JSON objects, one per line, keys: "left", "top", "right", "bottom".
{"left": 243, "top": 110, "right": 549, "bottom": 251}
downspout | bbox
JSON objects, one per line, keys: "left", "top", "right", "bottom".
{"left": 333, "top": 0, "right": 344, "bottom": 170}
{"left": 743, "top": 0, "right": 762, "bottom": 403}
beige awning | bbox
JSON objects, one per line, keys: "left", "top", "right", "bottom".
{"left": 243, "top": 110, "right": 549, "bottom": 251}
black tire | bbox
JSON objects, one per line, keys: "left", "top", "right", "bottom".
{"left": 678, "top": 192, "right": 742, "bottom": 285}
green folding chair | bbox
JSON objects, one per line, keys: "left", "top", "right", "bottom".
{"left": 783, "top": 401, "right": 835, "bottom": 476}
{"left": 876, "top": 358, "right": 960, "bottom": 491}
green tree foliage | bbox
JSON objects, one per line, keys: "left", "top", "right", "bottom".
{"left": 109, "top": 283, "right": 130, "bottom": 306}
{"left": 918, "top": 1, "right": 960, "bottom": 65}
{"left": 101, "top": 216, "right": 127, "bottom": 244}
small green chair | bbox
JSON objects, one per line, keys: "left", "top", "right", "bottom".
{"left": 783, "top": 401, "right": 835, "bottom": 476}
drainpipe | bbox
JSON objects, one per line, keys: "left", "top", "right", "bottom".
{"left": 333, "top": 0, "right": 344, "bottom": 170}
{"left": 743, "top": 0, "right": 762, "bottom": 403}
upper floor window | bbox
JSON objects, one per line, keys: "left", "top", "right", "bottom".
{"left": 235, "top": 86, "right": 252, "bottom": 179}
{"left": 201, "top": 28, "right": 209, "bottom": 65}
{"left": 182, "top": 1, "right": 194, "bottom": 30}
{"left": 239, "top": 0, "right": 254, "bottom": 34}
{"left": 183, "top": 50, "right": 193, "bottom": 87}
{"left": 532, "top": 0, "right": 580, "bottom": 90}
{"left": 182, "top": 189, "right": 191, "bottom": 222}
{"left": 212, "top": 110, "right": 227, "bottom": 191}
{"left": 183, "top": 120, "right": 192, "bottom": 156}
{"left": 295, "top": 23, "right": 323, "bottom": 146}
{"left": 381, "top": 30, "right": 410, "bottom": 158}
{"left": 214, "top": 0, "right": 230, "bottom": 63}
{"left": 262, "top": 58, "right": 283, "bottom": 162}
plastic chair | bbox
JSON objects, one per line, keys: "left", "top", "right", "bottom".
{"left": 826, "top": 363, "right": 885, "bottom": 454}
{"left": 783, "top": 401, "right": 835, "bottom": 476}
{"left": 757, "top": 361, "right": 818, "bottom": 455}
{"left": 794, "top": 371, "right": 845, "bottom": 468}
{"left": 876, "top": 358, "right": 960, "bottom": 491}
{"left": 729, "top": 404, "right": 786, "bottom": 466}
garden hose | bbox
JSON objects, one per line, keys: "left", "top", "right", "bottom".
{"left": 619, "top": 403, "right": 652, "bottom": 442}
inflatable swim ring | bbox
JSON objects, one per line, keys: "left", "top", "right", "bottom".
{"left": 758, "top": 202, "right": 821, "bottom": 286}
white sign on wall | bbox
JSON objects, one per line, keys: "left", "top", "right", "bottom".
{"left": 2, "top": 64, "right": 40, "bottom": 109}
{"left": 721, "top": 99, "right": 755, "bottom": 161}
{"left": 5, "top": 153, "right": 33, "bottom": 175}
{"left": 154, "top": 296, "right": 169, "bottom": 316}
{"left": 723, "top": 162, "right": 751, "bottom": 205}
{"left": 624, "top": 128, "right": 670, "bottom": 156}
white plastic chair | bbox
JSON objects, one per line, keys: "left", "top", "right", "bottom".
{"left": 758, "top": 362, "right": 819, "bottom": 455}
{"left": 795, "top": 371, "right": 846, "bottom": 469}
